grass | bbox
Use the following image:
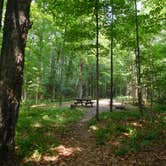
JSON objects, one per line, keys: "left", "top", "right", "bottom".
{"left": 16, "top": 104, "right": 85, "bottom": 161}
{"left": 89, "top": 108, "right": 166, "bottom": 156}
{"left": 153, "top": 104, "right": 166, "bottom": 113}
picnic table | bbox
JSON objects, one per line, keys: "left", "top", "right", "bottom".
{"left": 72, "top": 98, "right": 94, "bottom": 107}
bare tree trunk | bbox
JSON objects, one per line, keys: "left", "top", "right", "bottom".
{"left": 110, "top": 0, "right": 114, "bottom": 112}
{"left": 150, "top": 81, "right": 153, "bottom": 113}
{"left": 0, "top": 0, "right": 31, "bottom": 164}
{"left": 0, "top": 0, "right": 4, "bottom": 29}
{"left": 149, "top": 55, "right": 155, "bottom": 119}
{"left": 59, "top": 53, "right": 64, "bottom": 106}
{"left": 59, "top": 26, "right": 66, "bottom": 106}
{"left": 95, "top": 0, "right": 99, "bottom": 121}
{"left": 78, "top": 60, "right": 83, "bottom": 99}
{"left": 49, "top": 45, "right": 56, "bottom": 101}
{"left": 134, "top": 0, "right": 143, "bottom": 116}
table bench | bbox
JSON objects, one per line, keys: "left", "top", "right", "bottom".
{"left": 84, "top": 100, "right": 94, "bottom": 107}
{"left": 71, "top": 98, "right": 94, "bottom": 108}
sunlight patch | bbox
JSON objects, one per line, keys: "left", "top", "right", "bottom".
{"left": 25, "top": 150, "right": 42, "bottom": 162}
{"left": 43, "top": 145, "right": 81, "bottom": 162}
{"left": 123, "top": 132, "right": 130, "bottom": 137}
{"left": 129, "top": 128, "right": 137, "bottom": 137}
{"left": 89, "top": 125, "right": 99, "bottom": 131}
{"left": 130, "top": 122, "right": 142, "bottom": 127}
{"left": 52, "top": 145, "right": 81, "bottom": 156}
{"left": 31, "top": 103, "right": 47, "bottom": 108}
{"left": 43, "top": 115, "right": 49, "bottom": 120}
{"left": 43, "top": 155, "right": 59, "bottom": 162}
{"left": 56, "top": 115, "right": 65, "bottom": 122}
{"left": 31, "top": 122, "right": 42, "bottom": 128}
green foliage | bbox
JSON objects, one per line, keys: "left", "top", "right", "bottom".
{"left": 90, "top": 109, "right": 166, "bottom": 156}
{"left": 21, "top": 0, "right": 166, "bottom": 104}
{"left": 96, "top": 128, "right": 113, "bottom": 145}
{"left": 153, "top": 104, "right": 166, "bottom": 113}
{"left": 16, "top": 105, "right": 84, "bottom": 158}
{"left": 101, "top": 111, "right": 140, "bottom": 121}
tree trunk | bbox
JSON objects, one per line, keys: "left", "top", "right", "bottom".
{"left": 134, "top": 0, "right": 143, "bottom": 116}
{"left": 110, "top": 0, "right": 114, "bottom": 112}
{"left": 59, "top": 31, "right": 66, "bottom": 107}
{"left": 0, "top": 0, "right": 4, "bottom": 29}
{"left": 95, "top": 0, "right": 99, "bottom": 121}
{"left": 0, "top": 0, "right": 31, "bottom": 164}
{"left": 78, "top": 60, "right": 83, "bottom": 99}
{"left": 59, "top": 53, "right": 64, "bottom": 106}
{"left": 49, "top": 45, "right": 56, "bottom": 101}
{"left": 150, "top": 81, "right": 154, "bottom": 115}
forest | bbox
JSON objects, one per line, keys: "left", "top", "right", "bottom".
{"left": 0, "top": 0, "right": 165, "bottom": 165}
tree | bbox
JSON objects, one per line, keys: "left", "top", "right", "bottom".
{"left": 0, "top": 0, "right": 4, "bottom": 29}
{"left": 95, "top": 0, "right": 99, "bottom": 120}
{"left": 110, "top": 0, "right": 114, "bottom": 112}
{"left": 134, "top": 0, "right": 143, "bottom": 116}
{"left": 0, "top": 0, "right": 32, "bottom": 164}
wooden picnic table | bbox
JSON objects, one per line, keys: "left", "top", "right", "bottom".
{"left": 73, "top": 98, "right": 94, "bottom": 107}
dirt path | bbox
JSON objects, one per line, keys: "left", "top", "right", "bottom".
{"left": 39, "top": 100, "right": 135, "bottom": 166}
{"left": 53, "top": 100, "right": 113, "bottom": 165}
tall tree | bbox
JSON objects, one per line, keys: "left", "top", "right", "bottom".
{"left": 95, "top": 0, "right": 99, "bottom": 120}
{"left": 110, "top": 0, "right": 114, "bottom": 112}
{"left": 134, "top": 0, "right": 143, "bottom": 116}
{"left": 0, "top": 0, "right": 4, "bottom": 29}
{"left": 0, "top": 0, "right": 32, "bottom": 164}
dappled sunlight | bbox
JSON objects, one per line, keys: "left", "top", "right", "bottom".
{"left": 16, "top": 106, "right": 84, "bottom": 164}
{"left": 123, "top": 132, "right": 130, "bottom": 137}
{"left": 130, "top": 122, "right": 142, "bottom": 127}
{"left": 42, "top": 115, "right": 50, "bottom": 120}
{"left": 52, "top": 145, "right": 81, "bottom": 156}
{"left": 24, "top": 150, "right": 42, "bottom": 163}
{"left": 31, "top": 103, "right": 47, "bottom": 108}
{"left": 89, "top": 125, "right": 99, "bottom": 131}
{"left": 31, "top": 122, "right": 43, "bottom": 128}
{"left": 43, "top": 155, "right": 59, "bottom": 162}
{"left": 56, "top": 114, "right": 65, "bottom": 123}
{"left": 128, "top": 128, "right": 137, "bottom": 137}
{"left": 42, "top": 145, "right": 81, "bottom": 162}
{"left": 23, "top": 145, "right": 81, "bottom": 164}
{"left": 31, "top": 103, "right": 58, "bottom": 108}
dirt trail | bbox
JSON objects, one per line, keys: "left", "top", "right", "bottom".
{"left": 67, "top": 100, "right": 110, "bottom": 142}
{"left": 43, "top": 100, "right": 135, "bottom": 165}
{"left": 54, "top": 100, "right": 112, "bottom": 165}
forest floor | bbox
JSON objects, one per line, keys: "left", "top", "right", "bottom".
{"left": 21, "top": 100, "right": 166, "bottom": 166}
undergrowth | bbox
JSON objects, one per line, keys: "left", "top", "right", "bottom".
{"left": 89, "top": 108, "right": 166, "bottom": 156}
{"left": 16, "top": 104, "right": 84, "bottom": 160}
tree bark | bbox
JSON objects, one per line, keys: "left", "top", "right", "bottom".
{"left": 0, "top": 0, "right": 4, "bottom": 29}
{"left": 59, "top": 30, "right": 66, "bottom": 107}
{"left": 78, "top": 60, "right": 83, "bottom": 99}
{"left": 134, "top": 0, "right": 143, "bottom": 116}
{"left": 0, "top": 0, "right": 32, "bottom": 164}
{"left": 59, "top": 52, "right": 64, "bottom": 106}
{"left": 110, "top": 0, "right": 114, "bottom": 112}
{"left": 49, "top": 45, "right": 56, "bottom": 101}
{"left": 95, "top": 0, "right": 99, "bottom": 121}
